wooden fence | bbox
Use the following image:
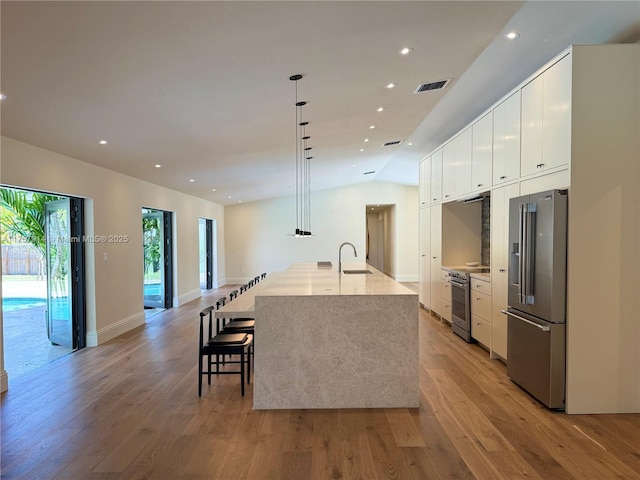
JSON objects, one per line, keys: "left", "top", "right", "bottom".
{"left": 2, "top": 244, "right": 44, "bottom": 276}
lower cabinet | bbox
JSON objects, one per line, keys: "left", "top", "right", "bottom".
{"left": 470, "top": 277, "right": 491, "bottom": 348}
{"left": 441, "top": 269, "right": 451, "bottom": 323}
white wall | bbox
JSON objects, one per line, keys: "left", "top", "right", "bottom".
{"left": 224, "top": 182, "right": 419, "bottom": 282}
{"left": 0, "top": 136, "right": 226, "bottom": 351}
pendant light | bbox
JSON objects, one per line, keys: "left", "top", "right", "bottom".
{"left": 290, "top": 74, "right": 313, "bottom": 237}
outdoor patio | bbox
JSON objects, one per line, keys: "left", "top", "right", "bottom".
{"left": 2, "top": 279, "right": 71, "bottom": 380}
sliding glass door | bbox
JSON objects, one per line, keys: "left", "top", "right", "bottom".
{"left": 143, "top": 208, "right": 173, "bottom": 309}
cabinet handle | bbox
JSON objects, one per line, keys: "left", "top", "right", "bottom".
{"left": 432, "top": 198, "right": 437, "bottom": 201}
{"left": 432, "top": 256, "right": 437, "bottom": 259}
{"left": 499, "top": 268, "right": 506, "bottom": 273}
{"left": 477, "top": 184, "right": 483, "bottom": 187}
{"left": 536, "top": 163, "right": 545, "bottom": 169}
{"left": 421, "top": 255, "right": 426, "bottom": 257}
{"left": 500, "top": 176, "right": 506, "bottom": 180}
{"left": 445, "top": 195, "right": 450, "bottom": 198}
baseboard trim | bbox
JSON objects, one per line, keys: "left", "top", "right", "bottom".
{"left": 86, "top": 312, "right": 146, "bottom": 347}
{"left": 177, "top": 288, "right": 201, "bottom": 307}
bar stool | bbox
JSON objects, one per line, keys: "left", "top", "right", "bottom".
{"left": 198, "top": 305, "right": 253, "bottom": 397}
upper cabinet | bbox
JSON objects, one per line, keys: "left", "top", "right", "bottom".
{"left": 492, "top": 91, "right": 521, "bottom": 185}
{"left": 471, "top": 111, "right": 493, "bottom": 192}
{"left": 442, "top": 127, "right": 472, "bottom": 200}
{"left": 521, "top": 54, "right": 571, "bottom": 177}
{"left": 430, "top": 149, "right": 443, "bottom": 204}
{"left": 419, "top": 157, "right": 431, "bottom": 208}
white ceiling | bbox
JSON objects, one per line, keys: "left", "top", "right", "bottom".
{"left": 2, "top": 1, "right": 639, "bottom": 206}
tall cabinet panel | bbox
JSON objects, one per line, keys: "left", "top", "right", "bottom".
{"left": 471, "top": 112, "right": 493, "bottom": 192}
{"left": 419, "top": 157, "right": 431, "bottom": 208}
{"left": 442, "top": 128, "right": 472, "bottom": 200}
{"left": 490, "top": 183, "right": 519, "bottom": 360}
{"left": 419, "top": 207, "right": 431, "bottom": 309}
{"left": 521, "top": 53, "right": 571, "bottom": 177}
{"left": 429, "top": 205, "right": 442, "bottom": 316}
{"left": 493, "top": 91, "right": 521, "bottom": 185}
{"left": 430, "top": 149, "right": 443, "bottom": 204}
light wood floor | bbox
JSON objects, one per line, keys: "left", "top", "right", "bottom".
{"left": 2, "top": 284, "right": 639, "bottom": 479}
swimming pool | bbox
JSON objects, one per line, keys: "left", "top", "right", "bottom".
{"left": 2, "top": 297, "right": 47, "bottom": 312}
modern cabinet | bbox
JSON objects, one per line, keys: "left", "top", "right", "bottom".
{"left": 521, "top": 53, "right": 571, "bottom": 177}
{"left": 489, "top": 183, "right": 518, "bottom": 360}
{"left": 430, "top": 149, "right": 443, "bottom": 204}
{"left": 442, "top": 127, "right": 472, "bottom": 200}
{"left": 470, "top": 277, "right": 491, "bottom": 347}
{"left": 419, "top": 207, "right": 431, "bottom": 309}
{"left": 418, "top": 45, "right": 640, "bottom": 414}
{"left": 429, "top": 205, "right": 442, "bottom": 316}
{"left": 492, "top": 91, "right": 520, "bottom": 185}
{"left": 441, "top": 269, "right": 451, "bottom": 323}
{"left": 471, "top": 112, "right": 493, "bottom": 192}
{"left": 419, "top": 157, "right": 430, "bottom": 208}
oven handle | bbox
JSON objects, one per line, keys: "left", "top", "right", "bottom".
{"left": 449, "top": 279, "right": 468, "bottom": 289}
{"left": 501, "top": 309, "right": 550, "bottom": 332}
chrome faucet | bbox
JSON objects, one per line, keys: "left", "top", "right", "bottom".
{"left": 338, "top": 242, "right": 357, "bottom": 273}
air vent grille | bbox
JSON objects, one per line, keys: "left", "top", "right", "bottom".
{"left": 414, "top": 79, "right": 451, "bottom": 94}
{"left": 363, "top": 171, "right": 376, "bottom": 175}
{"left": 382, "top": 140, "right": 402, "bottom": 147}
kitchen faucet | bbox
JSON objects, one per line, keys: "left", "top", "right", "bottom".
{"left": 338, "top": 242, "right": 357, "bottom": 273}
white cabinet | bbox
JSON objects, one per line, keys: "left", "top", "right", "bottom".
{"left": 430, "top": 149, "right": 443, "bottom": 204}
{"left": 492, "top": 91, "right": 520, "bottom": 185}
{"left": 442, "top": 127, "right": 472, "bottom": 200}
{"left": 419, "top": 207, "right": 431, "bottom": 309}
{"left": 419, "top": 157, "right": 431, "bottom": 208}
{"left": 470, "top": 276, "right": 491, "bottom": 347}
{"left": 441, "top": 269, "right": 451, "bottom": 323}
{"left": 429, "top": 205, "right": 442, "bottom": 316}
{"left": 490, "top": 183, "right": 519, "bottom": 360}
{"left": 521, "top": 54, "right": 571, "bottom": 177}
{"left": 471, "top": 112, "right": 493, "bottom": 192}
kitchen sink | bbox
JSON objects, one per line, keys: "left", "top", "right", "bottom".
{"left": 342, "top": 269, "right": 373, "bottom": 274}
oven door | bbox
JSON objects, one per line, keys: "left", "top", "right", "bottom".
{"left": 450, "top": 279, "right": 470, "bottom": 331}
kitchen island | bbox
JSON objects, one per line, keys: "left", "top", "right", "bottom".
{"left": 221, "top": 262, "right": 419, "bottom": 409}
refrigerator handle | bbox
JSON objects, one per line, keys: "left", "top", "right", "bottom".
{"left": 502, "top": 309, "right": 550, "bottom": 332}
{"left": 518, "top": 203, "right": 525, "bottom": 304}
{"left": 524, "top": 204, "right": 537, "bottom": 304}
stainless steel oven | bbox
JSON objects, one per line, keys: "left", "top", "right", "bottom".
{"left": 449, "top": 271, "right": 472, "bottom": 342}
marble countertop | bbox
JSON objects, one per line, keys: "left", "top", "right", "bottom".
{"left": 470, "top": 272, "right": 490, "bottom": 280}
{"left": 259, "top": 262, "right": 416, "bottom": 297}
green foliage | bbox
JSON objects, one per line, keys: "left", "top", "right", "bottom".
{"left": 0, "top": 189, "right": 60, "bottom": 256}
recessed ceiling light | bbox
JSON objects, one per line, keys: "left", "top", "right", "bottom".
{"left": 189, "top": 179, "right": 195, "bottom": 182}
{"left": 399, "top": 47, "right": 413, "bottom": 55}
{"left": 155, "top": 164, "right": 162, "bottom": 168}
{"left": 385, "top": 83, "right": 396, "bottom": 89}
{"left": 238, "top": 200, "right": 242, "bottom": 203}
{"left": 98, "top": 140, "right": 108, "bottom": 145}
{"left": 211, "top": 189, "right": 217, "bottom": 192}
{"left": 377, "top": 107, "right": 385, "bottom": 112}
{"left": 353, "top": 164, "right": 357, "bottom": 168}
{"left": 360, "top": 149, "right": 364, "bottom": 152}
{"left": 505, "top": 31, "right": 520, "bottom": 40}
{"left": 0, "top": 93, "right": 6, "bottom": 100}
{"left": 408, "top": 142, "right": 413, "bottom": 146}
{"left": 227, "top": 196, "right": 232, "bottom": 199}
{"left": 364, "top": 138, "right": 369, "bottom": 143}
{"left": 369, "top": 125, "right": 376, "bottom": 129}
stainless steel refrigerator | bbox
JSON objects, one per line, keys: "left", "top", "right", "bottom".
{"left": 505, "top": 189, "right": 568, "bottom": 409}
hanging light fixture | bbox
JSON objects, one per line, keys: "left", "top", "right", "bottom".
{"left": 290, "top": 74, "right": 313, "bottom": 237}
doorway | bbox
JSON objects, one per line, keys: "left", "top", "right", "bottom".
{"left": 365, "top": 204, "right": 395, "bottom": 277}
{"left": 142, "top": 208, "right": 173, "bottom": 314}
{"left": 199, "top": 218, "right": 215, "bottom": 290}
{"left": 1, "top": 187, "right": 86, "bottom": 379}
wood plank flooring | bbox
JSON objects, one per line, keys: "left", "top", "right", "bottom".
{"left": 2, "top": 285, "right": 639, "bottom": 479}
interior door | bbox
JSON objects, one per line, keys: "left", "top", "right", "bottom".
{"left": 143, "top": 208, "right": 173, "bottom": 308}
{"left": 45, "top": 199, "right": 74, "bottom": 348}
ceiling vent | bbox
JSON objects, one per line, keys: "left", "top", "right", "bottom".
{"left": 414, "top": 79, "right": 451, "bottom": 94}
{"left": 382, "top": 140, "right": 402, "bottom": 147}
{"left": 363, "top": 171, "right": 376, "bottom": 175}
